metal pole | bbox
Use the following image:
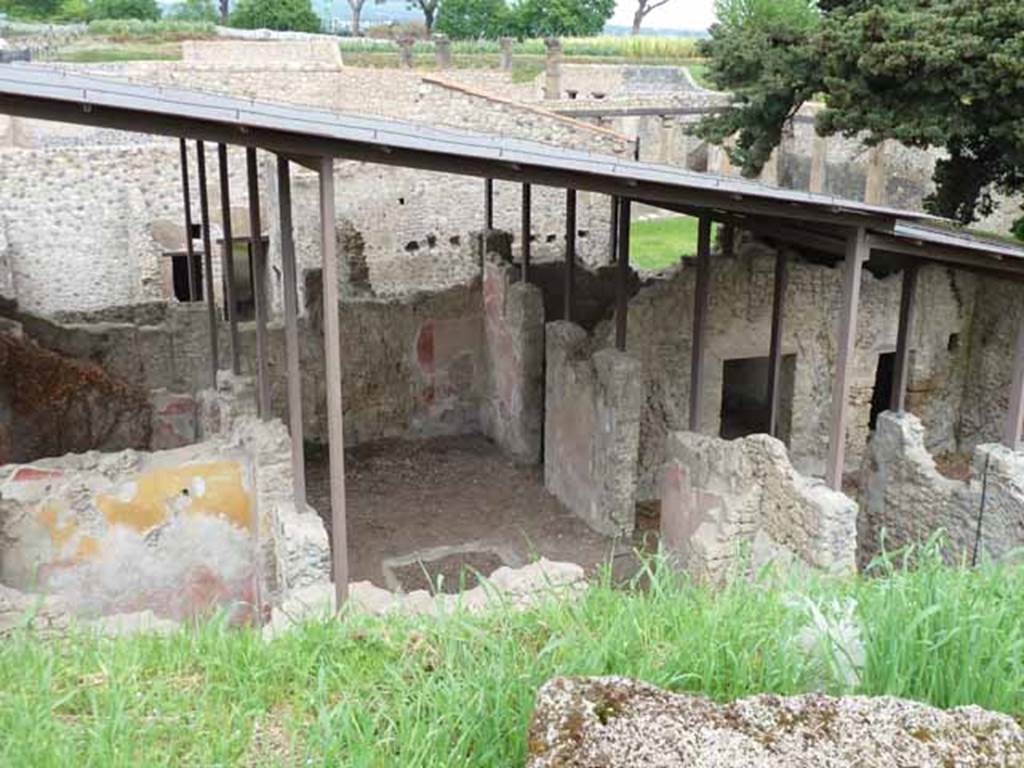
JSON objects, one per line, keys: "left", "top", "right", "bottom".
{"left": 609, "top": 195, "right": 620, "bottom": 263}
{"left": 196, "top": 140, "right": 218, "bottom": 385}
{"left": 1004, "top": 311, "right": 1024, "bottom": 451}
{"left": 766, "top": 250, "right": 789, "bottom": 437}
{"left": 319, "top": 157, "right": 350, "bottom": 607}
{"left": 890, "top": 262, "right": 919, "bottom": 413}
{"left": 484, "top": 178, "right": 494, "bottom": 231}
{"left": 521, "top": 182, "right": 532, "bottom": 282}
{"left": 178, "top": 138, "right": 198, "bottom": 302}
{"left": 277, "top": 156, "right": 307, "bottom": 510}
{"left": 615, "top": 197, "right": 632, "bottom": 351}
{"left": 826, "top": 227, "right": 868, "bottom": 490}
{"left": 564, "top": 188, "right": 576, "bottom": 322}
{"left": 689, "top": 216, "right": 712, "bottom": 432}
{"left": 217, "top": 143, "right": 241, "bottom": 375}
{"left": 246, "top": 147, "right": 271, "bottom": 420}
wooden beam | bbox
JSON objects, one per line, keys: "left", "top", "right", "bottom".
{"left": 1004, "top": 311, "right": 1024, "bottom": 451}
{"left": 277, "top": 155, "right": 307, "bottom": 510}
{"left": 826, "top": 227, "right": 868, "bottom": 490}
{"left": 246, "top": 147, "right": 271, "bottom": 420}
{"left": 216, "top": 143, "right": 241, "bottom": 375}
{"left": 766, "top": 249, "right": 788, "bottom": 437}
{"left": 689, "top": 215, "right": 712, "bottom": 432}
{"left": 195, "top": 140, "right": 218, "bottom": 385}
{"left": 521, "top": 182, "right": 532, "bottom": 281}
{"left": 615, "top": 197, "right": 632, "bottom": 351}
{"left": 890, "top": 263, "right": 918, "bottom": 413}
{"left": 319, "top": 157, "right": 349, "bottom": 607}
{"left": 178, "top": 138, "right": 198, "bottom": 302}
{"left": 564, "top": 188, "right": 576, "bottom": 322}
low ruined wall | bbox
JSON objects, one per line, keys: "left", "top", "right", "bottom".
{"left": 0, "top": 440, "right": 258, "bottom": 621}
{"left": 544, "top": 321, "right": 642, "bottom": 536}
{"left": 660, "top": 431, "right": 858, "bottom": 581}
{"left": 859, "top": 411, "right": 1024, "bottom": 565}
{"left": 295, "top": 272, "right": 486, "bottom": 446}
{"left": 480, "top": 261, "right": 545, "bottom": 463}
{"left": 0, "top": 411, "right": 330, "bottom": 621}
{"left": 181, "top": 39, "right": 343, "bottom": 68}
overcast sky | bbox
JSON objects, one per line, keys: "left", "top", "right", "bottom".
{"left": 609, "top": 0, "right": 717, "bottom": 31}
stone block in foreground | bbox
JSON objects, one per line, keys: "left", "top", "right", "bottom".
{"left": 527, "top": 676, "right": 1024, "bottom": 767}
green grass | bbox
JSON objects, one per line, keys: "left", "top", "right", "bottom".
{"left": 53, "top": 44, "right": 183, "bottom": 63}
{"left": 1, "top": 544, "right": 1023, "bottom": 766}
{"left": 630, "top": 216, "right": 700, "bottom": 270}
{"left": 337, "top": 35, "right": 701, "bottom": 61}
{"left": 86, "top": 19, "right": 217, "bottom": 42}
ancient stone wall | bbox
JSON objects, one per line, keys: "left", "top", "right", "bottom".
{"left": 291, "top": 272, "right": 487, "bottom": 446}
{"left": 480, "top": 261, "right": 545, "bottom": 463}
{"left": 1, "top": 64, "right": 627, "bottom": 315}
{"left": 0, "top": 319, "right": 152, "bottom": 464}
{"left": 0, "top": 142, "right": 239, "bottom": 314}
{"left": 9, "top": 301, "right": 217, "bottom": 395}
{"left": 859, "top": 411, "right": 1024, "bottom": 565}
{"left": 544, "top": 321, "right": 642, "bottom": 535}
{"left": 0, "top": 408, "right": 331, "bottom": 622}
{"left": 0, "top": 439, "right": 260, "bottom": 622}
{"left": 596, "top": 242, "right": 975, "bottom": 499}
{"left": 660, "top": 430, "right": 858, "bottom": 581}
{"left": 957, "top": 275, "right": 1024, "bottom": 451}
{"left": 181, "top": 39, "right": 343, "bottom": 68}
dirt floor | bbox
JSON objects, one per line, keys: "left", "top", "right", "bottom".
{"left": 306, "top": 434, "right": 654, "bottom": 591}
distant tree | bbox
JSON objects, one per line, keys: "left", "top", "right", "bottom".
{"left": 512, "top": 0, "right": 615, "bottom": 38}
{"left": 55, "top": 0, "right": 89, "bottom": 19}
{"left": 218, "top": 0, "right": 227, "bottom": 22}
{"left": 697, "top": 0, "right": 1024, "bottom": 230}
{"left": 346, "top": 0, "right": 387, "bottom": 35}
{"left": 0, "top": 0, "right": 62, "bottom": 19}
{"left": 436, "top": 0, "right": 508, "bottom": 39}
{"left": 167, "top": 0, "right": 216, "bottom": 21}
{"left": 229, "top": 0, "right": 320, "bottom": 31}
{"left": 87, "top": 0, "right": 161, "bottom": 20}
{"left": 631, "top": 0, "right": 675, "bottom": 35}
{"left": 405, "top": 0, "right": 439, "bottom": 33}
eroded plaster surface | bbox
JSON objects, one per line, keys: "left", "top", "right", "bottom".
{"left": 659, "top": 430, "right": 858, "bottom": 580}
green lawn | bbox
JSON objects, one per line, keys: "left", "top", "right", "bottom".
{"left": 630, "top": 216, "right": 700, "bottom": 270}
{"left": 2, "top": 545, "right": 1022, "bottom": 766}
{"left": 52, "top": 44, "right": 183, "bottom": 63}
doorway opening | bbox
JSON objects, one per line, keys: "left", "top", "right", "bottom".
{"left": 869, "top": 352, "right": 896, "bottom": 430}
{"left": 720, "top": 354, "right": 796, "bottom": 445}
{"left": 171, "top": 254, "right": 203, "bottom": 302}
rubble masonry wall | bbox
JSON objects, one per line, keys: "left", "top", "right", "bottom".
{"left": 480, "top": 260, "right": 545, "bottom": 464}
{"left": 544, "top": 321, "right": 642, "bottom": 535}
{"left": 659, "top": 430, "right": 858, "bottom": 581}
{"left": 597, "top": 243, "right": 976, "bottom": 498}
{"left": 859, "top": 411, "right": 1024, "bottom": 565}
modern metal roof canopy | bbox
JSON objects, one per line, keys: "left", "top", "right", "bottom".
{"left": 6, "top": 65, "right": 1019, "bottom": 272}
{"left": 0, "top": 64, "right": 941, "bottom": 229}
